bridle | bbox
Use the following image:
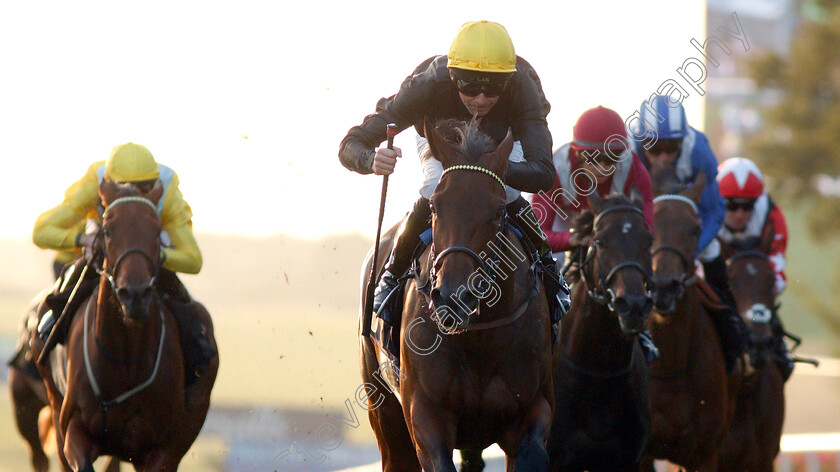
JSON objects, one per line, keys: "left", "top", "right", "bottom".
{"left": 97, "top": 196, "right": 161, "bottom": 294}
{"left": 579, "top": 205, "right": 653, "bottom": 312}
{"left": 650, "top": 195, "right": 699, "bottom": 300}
{"left": 425, "top": 164, "right": 540, "bottom": 330}
{"left": 429, "top": 164, "right": 509, "bottom": 301}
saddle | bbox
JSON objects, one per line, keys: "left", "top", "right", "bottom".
{"left": 696, "top": 278, "right": 745, "bottom": 373}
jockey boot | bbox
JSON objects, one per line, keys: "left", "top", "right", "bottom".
{"left": 373, "top": 196, "right": 432, "bottom": 321}
{"left": 703, "top": 254, "right": 747, "bottom": 373}
{"left": 37, "top": 258, "right": 99, "bottom": 345}
{"left": 157, "top": 270, "right": 216, "bottom": 385}
{"left": 771, "top": 314, "right": 795, "bottom": 382}
{"left": 507, "top": 196, "right": 571, "bottom": 321}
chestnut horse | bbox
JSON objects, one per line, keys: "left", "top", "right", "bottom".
{"left": 9, "top": 292, "right": 121, "bottom": 472}
{"left": 31, "top": 179, "right": 218, "bottom": 472}
{"left": 546, "top": 192, "right": 653, "bottom": 472}
{"left": 641, "top": 170, "right": 736, "bottom": 472}
{"left": 717, "top": 236, "right": 785, "bottom": 472}
{"left": 359, "top": 118, "right": 555, "bottom": 471}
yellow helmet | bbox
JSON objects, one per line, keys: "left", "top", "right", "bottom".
{"left": 447, "top": 20, "right": 516, "bottom": 73}
{"left": 105, "top": 143, "right": 159, "bottom": 182}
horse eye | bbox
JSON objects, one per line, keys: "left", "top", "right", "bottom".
{"left": 594, "top": 239, "right": 603, "bottom": 246}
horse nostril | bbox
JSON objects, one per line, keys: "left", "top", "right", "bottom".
{"left": 613, "top": 296, "right": 631, "bottom": 315}
{"left": 141, "top": 286, "right": 154, "bottom": 300}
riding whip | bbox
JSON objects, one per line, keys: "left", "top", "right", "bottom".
{"left": 362, "top": 123, "right": 398, "bottom": 337}
{"left": 38, "top": 261, "right": 90, "bottom": 365}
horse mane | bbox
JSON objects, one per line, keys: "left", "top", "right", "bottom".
{"left": 433, "top": 118, "right": 496, "bottom": 164}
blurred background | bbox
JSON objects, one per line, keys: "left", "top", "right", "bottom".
{"left": 1, "top": 0, "right": 838, "bottom": 470}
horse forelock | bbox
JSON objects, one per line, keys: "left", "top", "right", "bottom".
{"left": 435, "top": 118, "right": 495, "bottom": 165}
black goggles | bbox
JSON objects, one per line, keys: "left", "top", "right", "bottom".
{"left": 454, "top": 77, "right": 507, "bottom": 98}
{"left": 725, "top": 198, "right": 756, "bottom": 212}
{"left": 645, "top": 138, "right": 682, "bottom": 155}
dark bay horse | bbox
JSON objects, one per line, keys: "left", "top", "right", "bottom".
{"left": 31, "top": 179, "right": 218, "bottom": 472}
{"left": 359, "top": 118, "right": 554, "bottom": 471}
{"left": 546, "top": 192, "right": 653, "bottom": 472}
{"left": 9, "top": 291, "right": 121, "bottom": 472}
{"left": 641, "top": 170, "right": 736, "bottom": 472}
{"left": 717, "top": 236, "right": 785, "bottom": 472}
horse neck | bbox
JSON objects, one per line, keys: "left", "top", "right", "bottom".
{"left": 650, "top": 285, "right": 701, "bottom": 370}
{"left": 564, "top": 282, "right": 634, "bottom": 368}
{"left": 93, "top": 277, "right": 161, "bottom": 367}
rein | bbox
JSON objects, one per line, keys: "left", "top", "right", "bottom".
{"left": 83, "top": 194, "right": 166, "bottom": 418}
{"left": 580, "top": 205, "right": 652, "bottom": 311}
{"left": 82, "top": 294, "right": 166, "bottom": 411}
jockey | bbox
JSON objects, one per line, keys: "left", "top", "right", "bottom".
{"left": 33, "top": 142, "right": 215, "bottom": 382}
{"left": 716, "top": 157, "right": 794, "bottom": 379}
{"left": 338, "top": 20, "right": 570, "bottom": 323}
{"left": 631, "top": 95, "right": 747, "bottom": 372}
{"left": 531, "top": 105, "right": 658, "bottom": 362}
{"left": 531, "top": 105, "right": 654, "bottom": 255}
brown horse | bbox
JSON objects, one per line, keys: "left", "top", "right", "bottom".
{"left": 359, "top": 118, "right": 555, "bottom": 471}
{"left": 546, "top": 192, "right": 653, "bottom": 472}
{"left": 9, "top": 291, "right": 121, "bottom": 472}
{"left": 31, "top": 179, "right": 218, "bottom": 472}
{"left": 717, "top": 236, "right": 785, "bottom": 472}
{"left": 641, "top": 170, "right": 736, "bottom": 472}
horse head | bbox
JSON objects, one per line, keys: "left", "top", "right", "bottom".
{"left": 723, "top": 230, "right": 777, "bottom": 364}
{"left": 578, "top": 190, "right": 653, "bottom": 334}
{"left": 425, "top": 117, "right": 512, "bottom": 333}
{"left": 98, "top": 178, "right": 163, "bottom": 321}
{"left": 650, "top": 168, "right": 705, "bottom": 314}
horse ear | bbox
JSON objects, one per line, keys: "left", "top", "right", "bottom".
{"left": 146, "top": 180, "right": 164, "bottom": 205}
{"left": 98, "top": 178, "right": 119, "bottom": 208}
{"left": 588, "top": 188, "right": 606, "bottom": 214}
{"left": 683, "top": 170, "right": 706, "bottom": 203}
{"left": 759, "top": 220, "right": 775, "bottom": 254}
{"left": 484, "top": 128, "right": 513, "bottom": 178}
{"left": 424, "top": 116, "right": 455, "bottom": 169}
{"left": 629, "top": 185, "right": 645, "bottom": 210}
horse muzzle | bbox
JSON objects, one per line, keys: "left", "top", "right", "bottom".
{"left": 430, "top": 285, "right": 478, "bottom": 335}
{"left": 614, "top": 294, "right": 653, "bottom": 334}
{"left": 116, "top": 283, "right": 155, "bottom": 320}
{"left": 651, "top": 277, "right": 682, "bottom": 315}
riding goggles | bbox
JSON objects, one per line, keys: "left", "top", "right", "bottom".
{"left": 644, "top": 138, "right": 682, "bottom": 155}
{"left": 725, "top": 198, "right": 756, "bottom": 212}
{"left": 451, "top": 69, "right": 511, "bottom": 98}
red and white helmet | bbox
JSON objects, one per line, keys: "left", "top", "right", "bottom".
{"left": 717, "top": 157, "right": 765, "bottom": 199}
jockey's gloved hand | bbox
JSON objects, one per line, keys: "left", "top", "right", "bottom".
{"left": 568, "top": 230, "right": 592, "bottom": 248}
{"left": 78, "top": 220, "right": 102, "bottom": 263}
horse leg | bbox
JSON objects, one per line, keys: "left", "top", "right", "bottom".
{"left": 459, "top": 449, "right": 486, "bottom": 472}
{"left": 63, "top": 415, "right": 97, "bottom": 472}
{"left": 406, "top": 400, "right": 457, "bottom": 472}
{"left": 103, "top": 456, "right": 121, "bottom": 472}
{"left": 499, "top": 400, "right": 552, "bottom": 472}
{"left": 9, "top": 367, "right": 50, "bottom": 472}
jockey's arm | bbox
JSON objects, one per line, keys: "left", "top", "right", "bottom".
{"left": 767, "top": 204, "right": 788, "bottom": 295}
{"left": 530, "top": 189, "right": 572, "bottom": 253}
{"left": 693, "top": 142, "right": 725, "bottom": 257}
{"left": 506, "top": 69, "right": 554, "bottom": 193}
{"left": 32, "top": 162, "right": 101, "bottom": 251}
{"left": 159, "top": 173, "right": 202, "bottom": 274}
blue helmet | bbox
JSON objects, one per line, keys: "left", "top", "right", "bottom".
{"left": 639, "top": 95, "right": 688, "bottom": 140}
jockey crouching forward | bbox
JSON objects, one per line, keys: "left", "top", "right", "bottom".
{"left": 32, "top": 142, "right": 216, "bottom": 384}
{"left": 530, "top": 105, "right": 658, "bottom": 361}
{"left": 717, "top": 157, "right": 795, "bottom": 380}
{"left": 632, "top": 95, "right": 747, "bottom": 373}
{"left": 338, "top": 20, "right": 570, "bottom": 325}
